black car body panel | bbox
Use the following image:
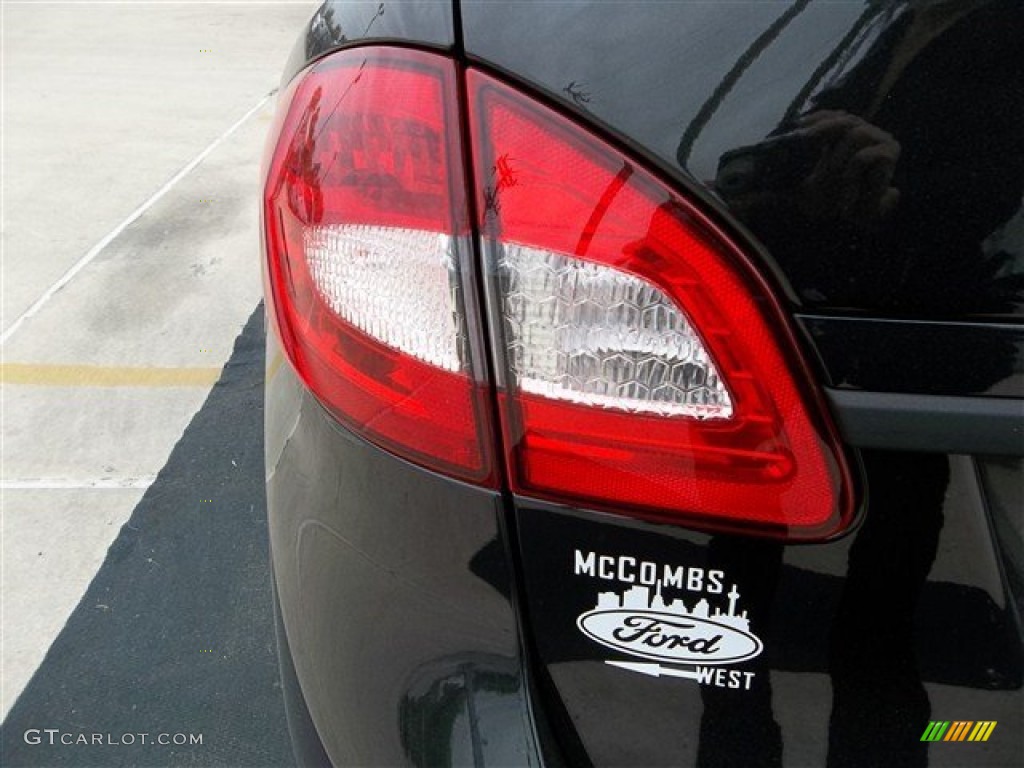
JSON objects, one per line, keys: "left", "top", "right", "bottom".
{"left": 282, "top": 0, "right": 455, "bottom": 86}
{"left": 799, "top": 316, "right": 1024, "bottom": 398}
{"left": 512, "top": 462, "right": 1022, "bottom": 767}
{"left": 461, "top": 0, "right": 1024, "bottom": 321}
{"left": 266, "top": 1, "right": 1023, "bottom": 766}
{"left": 266, "top": 330, "right": 546, "bottom": 767}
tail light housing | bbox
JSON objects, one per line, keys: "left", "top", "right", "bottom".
{"left": 263, "top": 47, "right": 856, "bottom": 540}
{"left": 263, "top": 48, "right": 495, "bottom": 484}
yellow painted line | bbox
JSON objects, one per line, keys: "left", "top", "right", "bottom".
{"left": 0, "top": 363, "right": 222, "bottom": 388}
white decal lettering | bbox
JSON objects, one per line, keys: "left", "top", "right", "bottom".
{"left": 617, "top": 556, "right": 636, "bottom": 583}
{"left": 693, "top": 667, "right": 756, "bottom": 690}
{"left": 663, "top": 565, "right": 685, "bottom": 589}
{"left": 577, "top": 583, "right": 762, "bottom": 666}
{"left": 640, "top": 561, "right": 658, "bottom": 585}
{"left": 687, "top": 567, "right": 704, "bottom": 592}
{"left": 694, "top": 666, "right": 716, "bottom": 685}
{"left": 574, "top": 550, "right": 596, "bottom": 576}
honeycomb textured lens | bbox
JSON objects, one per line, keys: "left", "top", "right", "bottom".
{"left": 497, "top": 243, "right": 733, "bottom": 419}
{"left": 304, "top": 224, "right": 466, "bottom": 372}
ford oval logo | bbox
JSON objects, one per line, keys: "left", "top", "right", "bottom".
{"left": 577, "top": 609, "right": 763, "bottom": 665}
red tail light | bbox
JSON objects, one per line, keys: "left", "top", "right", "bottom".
{"left": 468, "top": 71, "right": 855, "bottom": 540}
{"left": 263, "top": 48, "right": 495, "bottom": 484}
{"left": 263, "top": 47, "right": 856, "bottom": 539}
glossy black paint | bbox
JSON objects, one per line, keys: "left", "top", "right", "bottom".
{"left": 265, "top": 333, "right": 545, "bottom": 768}
{"left": 457, "top": 2, "right": 1023, "bottom": 765}
{"left": 282, "top": 0, "right": 454, "bottom": 86}
{"left": 514, "top": 467, "right": 1023, "bottom": 767}
{"left": 800, "top": 316, "right": 1024, "bottom": 398}
{"left": 461, "top": 0, "right": 1024, "bottom": 322}
{"left": 267, "top": 2, "right": 1024, "bottom": 766}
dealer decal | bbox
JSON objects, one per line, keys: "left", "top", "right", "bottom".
{"left": 574, "top": 550, "right": 763, "bottom": 689}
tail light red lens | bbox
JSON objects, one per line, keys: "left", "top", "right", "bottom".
{"left": 263, "top": 47, "right": 856, "bottom": 539}
{"left": 263, "top": 48, "right": 495, "bottom": 484}
{"left": 468, "top": 71, "right": 855, "bottom": 539}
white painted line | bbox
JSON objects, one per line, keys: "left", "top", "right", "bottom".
{"left": 0, "top": 91, "right": 275, "bottom": 346}
{"left": 1, "top": 476, "right": 157, "bottom": 490}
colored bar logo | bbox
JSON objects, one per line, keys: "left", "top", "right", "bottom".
{"left": 921, "top": 721, "right": 997, "bottom": 742}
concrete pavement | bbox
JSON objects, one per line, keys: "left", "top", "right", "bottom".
{"left": 1, "top": 0, "right": 316, "bottom": 745}
{"left": 2, "top": 309, "right": 291, "bottom": 766}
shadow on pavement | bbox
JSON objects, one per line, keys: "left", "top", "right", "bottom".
{"left": 2, "top": 306, "right": 294, "bottom": 767}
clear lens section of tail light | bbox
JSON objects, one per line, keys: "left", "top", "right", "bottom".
{"left": 303, "top": 225, "right": 465, "bottom": 372}
{"left": 262, "top": 48, "right": 494, "bottom": 484}
{"left": 469, "top": 70, "right": 856, "bottom": 539}
{"left": 498, "top": 242, "right": 733, "bottom": 419}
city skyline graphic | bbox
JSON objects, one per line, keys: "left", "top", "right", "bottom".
{"left": 593, "top": 582, "right": 751, "bottom": 632}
